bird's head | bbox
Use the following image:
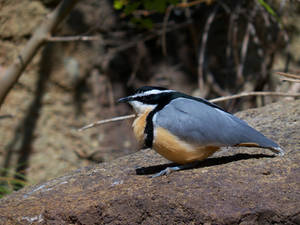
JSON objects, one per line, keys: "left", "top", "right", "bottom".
{"left": 118, "top": 86, "right": 174, "bottom": 114}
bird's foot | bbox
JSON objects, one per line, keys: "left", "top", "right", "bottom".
{"left": 150, "top": 162, "right": 200, "bottom": 178}
{"left": 150, "top": 166, "right": 181, "bottom": 178}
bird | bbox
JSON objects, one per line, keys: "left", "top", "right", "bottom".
{"left": 118, "top": 86, "right": 284, "bottom": 177}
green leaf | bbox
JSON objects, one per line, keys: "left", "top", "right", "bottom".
{"left": 155, "top": 0, "right": 167, "bottom": 13}
{"left": 140, "top": 18, "right": 154, "bottom": 29}
{"left": 257, "top": 0, "right": 278, "bottom": 19}
{"left": 130, "top": 17, "right": 153, "bottom": 29}
{"left": 124, "top": 2, "right": 141, "bottom": 15}
{"left": 143, "top": 0, "right": 167, "bottom": 12}
{"left": 114, "top": 0, "right": 131, "bottom": 10}
{"left": 114, "top": 0, "right": 123, "bottom": 10}
{"left": 0, "top": 186, "right": 12, "bottom": 198}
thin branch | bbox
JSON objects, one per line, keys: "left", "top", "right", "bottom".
{"left": 276, "top": 71, "right": 300, "bottom": 80}
{"left": 130, "top": 0, "right": 213, "bottom": 17}
{"left": 236, "top": 23, "right": 250, "bottom": 83}
{"left": 47, "top": 36, "right": 100, "bottom": 42}
{"left": 210, "top": 91, "right": 300, "bottom": 103}
{"left": 237, "top": 6, "right": 258, "bottom": 84}
{"left": 112, "top": 21, "right": 192, "bottom": 54}
{"left": 177, "top": 0, "right": 214, "bottom": 8}
{"left": 78, "top": 91, "right": 299, "bottom": 131}
{"left": 0, "top": 0, "right": 79, "bottom": 108}
{"left": 237, "top": 4, "right": 260, "bottom": 85}
{"left": 78, "top": 114, "right": 136, "bottom": 131}
{"left": 231, "top": 4, "right": 241, "bottom": 75}
{"left": 248, "top": 23, "right": 264, "bottom": 57}
{"left": 41, "top": 21, "right": 192, "bottom": 59}
{"left": 280, "top": 77, "right": 300, "bottom": 83}
{"left": 198, "top": 6, "right": 218, "bottom": 91}
{"left": 0, "top": 114, "right": 14, "bottom": 120}
{"left": 162, "top": 5, "right": 174, "bottom": 56}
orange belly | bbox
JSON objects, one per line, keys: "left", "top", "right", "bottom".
{"left": 132, "top": 112, "right": 219, "bottom": 164}
{"left": 153, "top": 127, "right": 219, "bottom": 164}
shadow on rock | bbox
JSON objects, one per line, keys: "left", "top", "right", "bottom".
{"left": 136, "top": 153, "right": 274, "bottom": 175}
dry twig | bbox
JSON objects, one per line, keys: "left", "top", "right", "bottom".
{"left": 237, "top": 6, "right": 258, "bottom": 84}
{"left": 197, "top": 6, "right": 218, "bottom": 91}
{"left": 0, "top": 114, "right": 14, "bottom": 120}
{"left": 162, "top": 5, "right": 174, "bottom": 56}
{"left": 177, "top": 0, "right": 214, "bottom": 8}
{"left": 210, "top": 91, "right": 300, "bottom": 103}
{"left": 276, "top": 71, "right": 300, "bottom": 80}
{"left": 78, "top": 114, "right": 136, "bottom": 131}
{"left": 0, "top": 0, "right": 79, "bottom": 108}
{"left": 78, "top": 91, "right": 299, "bottom": 131}
{"left": 280, "top": 77, "right": 300, "bottom": 83}
{"left": 47, "top": 36, "right": 100, "bottom": 42}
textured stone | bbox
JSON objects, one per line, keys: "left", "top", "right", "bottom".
{"left": 0, "top": 100, "right": 299, "bottom": 225}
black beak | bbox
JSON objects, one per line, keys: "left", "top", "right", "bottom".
{"left": 118, "top": 96, "right": 132, "bottom": 103}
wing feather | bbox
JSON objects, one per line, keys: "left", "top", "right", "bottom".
{"left": 154, "top": 98, "right": 280, "bottom": 149}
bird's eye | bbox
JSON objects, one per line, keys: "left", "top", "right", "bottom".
{"left": 142, "top": 96, "right": 149, "bottom": 101}
{"left": 139, "top": 95, "right": 151, "bottom": 102}
{"left": 137, "top": 94, "right": 155, "bottom": 103}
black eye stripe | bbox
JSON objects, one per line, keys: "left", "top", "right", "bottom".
{"left": 136, "top": 95, "right": 154, "bottom": 101}
{"left": 135, "top": 93, "right": 172, "bottom": 105}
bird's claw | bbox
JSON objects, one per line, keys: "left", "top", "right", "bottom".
{"left": 150, "top": 166, "right": 181, "bottom": 178}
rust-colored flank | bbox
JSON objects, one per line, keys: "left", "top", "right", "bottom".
{"left": 153, "top": 127, "right": 219, "bottom": 164}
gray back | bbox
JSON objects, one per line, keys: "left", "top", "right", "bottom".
{"left": 153, "top": 98, "right": 278, "bottom": 148}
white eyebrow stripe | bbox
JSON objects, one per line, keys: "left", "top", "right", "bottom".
{"left": 132, "top": 89, "right": 175, "bottom": 98}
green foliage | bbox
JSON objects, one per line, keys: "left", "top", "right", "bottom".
{"left": 113, "top": 0, "right": 127, "bottom": 10}
{"left": 0, "top": 185, "right": 12, "bottom": 198}
{"left": 124, "top": 2, "right": 141, "bottom": 15}
{"left": 113, "top": 0, "right": 180, "bottom": 29}
{"left": 257, "top": 0, "right": 281, "bottom": 24}
{"left": 143, "top": 0, "right": 167, "bottom": 13}
{"left": 114, "top": 0, "right": 180, "bottom": 14}
{"left": 0, "top": 167, "right": 27, "bottom": 198}
{"left": 130, "top": 17, "right": 153, "bottom": 29}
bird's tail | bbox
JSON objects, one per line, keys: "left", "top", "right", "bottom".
{"left": 236, "top": 142, "right": 285, "bottom": 156}
{"left": 268, "top": 146, "right": 285, "bottom": 156}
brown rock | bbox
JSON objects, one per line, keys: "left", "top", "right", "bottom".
{"left": 0, "top": 100, "right": 299, "bottom": 225}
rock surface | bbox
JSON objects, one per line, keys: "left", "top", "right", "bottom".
{"left": 0, "top": 100, "right": 299, "bottom": 225}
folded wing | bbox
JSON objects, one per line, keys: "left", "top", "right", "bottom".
{"left": 154, "top": 97, "right": 283, "bottom": 155}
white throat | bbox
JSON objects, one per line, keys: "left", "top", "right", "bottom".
{"left": 129, "top": 101, "right": 157, "bottom": 114}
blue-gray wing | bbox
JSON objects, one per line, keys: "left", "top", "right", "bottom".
{"left": 154, "top": 97, "right": 281, "bottom": 152}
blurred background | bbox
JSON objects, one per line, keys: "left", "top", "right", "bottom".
{"left": 0, "top": 0, "right": 299, "bottom": 197}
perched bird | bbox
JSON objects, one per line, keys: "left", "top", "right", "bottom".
{"left": 119, "top": 86, "right": 284, "bottom": 177}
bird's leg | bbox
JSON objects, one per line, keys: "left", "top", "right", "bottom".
{"left": 150, "top": 162, "right": 199, "bottom": 178}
